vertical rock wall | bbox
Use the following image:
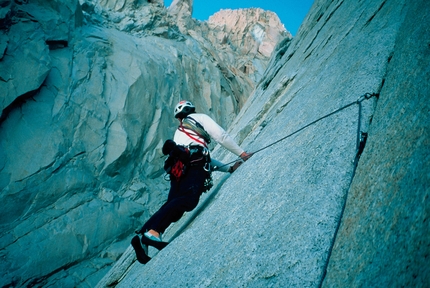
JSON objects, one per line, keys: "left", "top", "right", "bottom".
{"left": 322, "top": 1, "right": 430, "bottom": 286}
{"left": 0, "top": 0, "right": 286, "bottom": 286}
{"left": 0, "top": 0, "right": 82, "bottom": 113}
{"left": 2, "top": 0, "right": 427, "bottom": 286}
{"left": 107, "top": 0, "right": 428, "bottom": 286}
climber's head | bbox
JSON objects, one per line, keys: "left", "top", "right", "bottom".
{"left": 174, "top": 100, "right": 195, "bottom": 119}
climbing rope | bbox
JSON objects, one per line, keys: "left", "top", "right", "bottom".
{"left": 319, "top": 92, "right": 378, "bottom": 286}
{"left": 219, "top": 92, "right": 379, "bottom": 169}
{"left": 218, "top": 91, "right": 379, "bottom": 286}
{"left": 214, "top": 92, "right": 379, "bottom": 287}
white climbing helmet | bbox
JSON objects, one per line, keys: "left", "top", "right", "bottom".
{"left": 174, "top": 100, "right": 195, "bottom": 118}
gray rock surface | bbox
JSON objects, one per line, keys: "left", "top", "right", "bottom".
{"left": 1, "top": 0, "right": 428, "bottom": 287}
{"left": 0, "top": 0, "right": 286, "bottom": 286}
{"left": 0, "top": 0, "right": 82, "bottom": 113}
{"left": 322, "top": 1, "right": 430, "bottom": 287}
{"left": 102, "top": 0, "right": 428, "bottom": 287}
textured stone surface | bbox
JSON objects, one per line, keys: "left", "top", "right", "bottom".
{"left": 1, "top": 0, "right": 428, "bottom": 286}
{"left": 0, "top": 0, "right": 82, "bottom": 113}
{"left": 104, "top": 0, "right": 427, "bottom": 286}
{"left": 322, "top": 1, "right": 430, "bottom": 286}
{"left": 0, "top": 0, "right": 285, "bottom": 286}
{"left": 208, "top": 8, "right": 288, "bottom": 58}
{"left": 203, "top": 8, "right": 290, "bottom": 86}
{"left": 0, "top": 20, "right": 51, "bottom": 113}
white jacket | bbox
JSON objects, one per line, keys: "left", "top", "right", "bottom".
{"left": 173, "top": 113, "right": 244, "bottom": 172}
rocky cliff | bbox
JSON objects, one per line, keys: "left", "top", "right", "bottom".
{"left": 0, "top": 0, "right": 287, "bottom": 286}
{"left": 1, "top": 0, "right": 429, "bottom": 287}
{"left": 100, "top": 0, "right": 429, "bottom": 287}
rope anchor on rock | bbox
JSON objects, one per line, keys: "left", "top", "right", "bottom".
{"left": 223, "top": 92, "right": 379, "bottom": 169}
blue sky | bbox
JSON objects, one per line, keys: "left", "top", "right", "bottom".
{"left": 164, "top": 0, "right": 315, "bottom": 35}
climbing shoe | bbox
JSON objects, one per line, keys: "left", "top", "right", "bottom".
{"left": 141, "top": 233, "right": 169, "bottom": 250}
{"left": 131, "top": 235, "right": 151, "bottom": 264}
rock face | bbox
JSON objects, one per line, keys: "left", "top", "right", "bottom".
{"left": 0, "top": 0, "right": 287, "bottom": 287}
{"left": 99, "top": 0, "right": 428, "bottom": 287}
{"left": 322, "top": 1, "right": 430, "bottom": 286}
{"left": 1, "top": 0, "right": 428, "bottom": 287}
{"left": 202, "top": 8, "right": 290, "bottom": 86}
{"left": 208, "top": 8, "right": 287, "bottom": 58}
{"left": 0, "top": 0, "right": 82, "bottom": 114}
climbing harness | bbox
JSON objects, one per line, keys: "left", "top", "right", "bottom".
{"left": 218, "top": 92, "right": 379, "bottom": 169}
{"left": 164, "top": 116, "right": 214, "bottom": 191}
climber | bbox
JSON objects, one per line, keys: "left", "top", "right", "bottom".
{"left": 131, "top": 100, "right": 252, "bottom": 264}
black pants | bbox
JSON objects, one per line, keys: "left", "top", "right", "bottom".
{"left": 138, "top": 167, "right": 207, "bottom": 235}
